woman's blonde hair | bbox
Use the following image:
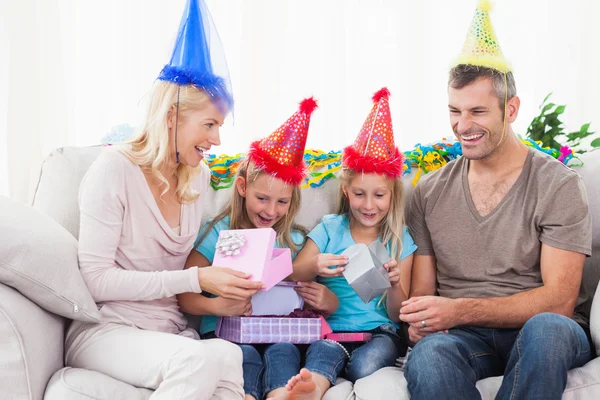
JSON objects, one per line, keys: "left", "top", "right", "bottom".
{"left": 120, "top": 80, "right": 215, "bottom": 204}
{"left": 337, "top": 167, "right": 405, "bottom": 262}
{"left": 200, "top": 159, "right": 308, "bottom": 253}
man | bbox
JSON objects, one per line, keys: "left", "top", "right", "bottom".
{"left": 400, "top": 2, "right": 593, "bottom": 399}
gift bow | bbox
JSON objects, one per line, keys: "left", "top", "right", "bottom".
{"left": 216, "top": 232, "right": 246, "bottom": 256}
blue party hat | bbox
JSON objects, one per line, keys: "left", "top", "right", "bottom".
{"left": 158, "top": 0, "right": 233, "bottom": 114}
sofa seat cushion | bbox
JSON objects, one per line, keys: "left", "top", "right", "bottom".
{"left": 44, "top": 368, "right": 355, "bottom": 400}
{"left": 323, "top": 378, "right": 355, "bottom": 400}
{"left": 45, "top": 367, "right": 153, "bottom": 400}
{"left": 0, "top": 283, "right": 64, "bottom": 400}
{"left": 0, "top": 196, "right": 100, "bottom": 322}
{"left": 353, "top": 367, "right": 408, "bottom": 400}
{"left": 352, "top": 356, "right": 600, "bottom": 400}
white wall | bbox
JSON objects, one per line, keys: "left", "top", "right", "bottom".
{"left": 0, "top": 0, "right": 9, "bottom": 197}
{"left": 2, "top": 0, "right": 600, "bottom": 201}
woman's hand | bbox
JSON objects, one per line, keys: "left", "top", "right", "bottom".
{"left": 384, "top": 259, "right": 401, "bottom": 286}
{"left": 314, "top": 253, "right": 348, "bottom": 277}
{"left": 213, "top": 296, "right": 253, "bottom": 317}
{"left": 295, "top": 281, "right": 339, "bottom": 316}
{"left": 197, "top": 266, "right": 263, "bottom": 300}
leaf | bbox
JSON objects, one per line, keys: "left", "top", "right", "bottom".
{"left": 541, "top": 103, "right": 556, "bottom": 114}
{"left": 591, "top": 138, "right": 600, "bottom": 148}
{"left": 555, "top": 105, "right": 566, "bottom": 114}
{"left": 542, "top": 92, "right": 553, "bottom": 105}
{"left": 580, "top": 123, "right": 590, "bottom": 133}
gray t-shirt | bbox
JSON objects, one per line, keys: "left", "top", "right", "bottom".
{"left": 408, "top": 148, "right": 592, "bottom": 326}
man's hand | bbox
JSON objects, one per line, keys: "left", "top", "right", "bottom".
{"left": 295, "top": 281, "right": 339, "bottom": 316}
{"left": 400, "top": 296, "right": 459, "bottom": 332}
{"left": 407, "top": 324, "right": 449, "bottom": 344}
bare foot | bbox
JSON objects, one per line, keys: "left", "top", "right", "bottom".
{"left": 286, "top": 369, "right": 322, "bottom": 400}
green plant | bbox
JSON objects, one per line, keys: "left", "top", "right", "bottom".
{"left": 526, "top": 93, "right": 600, "bottom": 153}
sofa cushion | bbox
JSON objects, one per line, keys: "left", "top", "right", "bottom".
{"left": 43, "top": 367, "right": 352, "bottom": 400}
{"left": 354, "top": 357, "right": 600, "bottom": 399}
{"left": 33, "top": 145, "right": 103, "bottom": 239}
{"left": 45, "top": 367, "right": 153, "bottom": 400}
{"left": 0, "top": 196, "right": 100, "bottom": 322}
{"left": 591, "top": 284, "right": 600, "bottom": 356}
{"left": 323, "top": 378, "right": 355, "bottom": 400}
{"left": 578, "top": 150, "right": 600, "bottom": 351}
{"left": 0, "top": 283, "right": 64, "bottom": 400}
{"left": 353, "top": 367, "right": 409, "bottom": 400}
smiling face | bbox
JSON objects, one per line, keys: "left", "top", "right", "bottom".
{"left": 168, "top": 98, "right": 225, "bottom": 167}
{"left": 448, "top": 77, "right": 508, "bottom": 160}
{"left": 448, "top": 76, "right": 520, "bottom": 161}
{"left": 236, "top": 171, "right": 294, "bottom": 229}
{"left": 342, "top": 173, "right": 392, "bottom": 229}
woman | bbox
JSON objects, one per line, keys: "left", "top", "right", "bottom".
{"left": 65, "top": 1, "right": 259, "bottom": 398}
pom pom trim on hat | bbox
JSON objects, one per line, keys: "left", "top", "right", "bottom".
{"left": 342, "top": 145, "right": 405, "bottom": 179}
{"left": 247, "top": 141, "right": 308, "bottom": 186}
{"left": 478, "top": 0, "right": 493, "bottom": 12}
{"left": 372, "top": 87, "right": 391, "bottom": 103}
{"left": 299, "top": 97, "right": 318, "bottom": 115}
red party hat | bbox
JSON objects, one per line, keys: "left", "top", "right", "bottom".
{"left": 342, "top": 88, "right": 404, "bottom": 178}
{"left": 247, "top": 98, "right": 318, "bottom": 185}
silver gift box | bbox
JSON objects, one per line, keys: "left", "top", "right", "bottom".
{"left": 342, "top": 241, "right": 392, "bottom": 303}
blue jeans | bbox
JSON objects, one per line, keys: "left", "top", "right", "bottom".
{"left": 242, "top": 341, "right": 347, "bottom": 399}
{"left": 241, "top": 343, "right": 301, "bottom": 400}
{"left": 405, "top": 313, "right": 592, "bottom": 400}
{"left": 305, "top": 324, "right": 406, "bottom": 383}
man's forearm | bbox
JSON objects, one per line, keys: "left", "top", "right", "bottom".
{"left": 454, "top": 285, "right": 577, "bottom": 328}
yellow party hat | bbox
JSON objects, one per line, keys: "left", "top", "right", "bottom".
{"left": 452, "top": 0, "right": 511, "bottom": 72}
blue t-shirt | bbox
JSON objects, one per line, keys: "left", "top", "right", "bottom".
{"left": 309, "top": 213, "right": 417, "bottom": 332}
{"left": 194, "top": 215, "right": 305, "bottom": 334}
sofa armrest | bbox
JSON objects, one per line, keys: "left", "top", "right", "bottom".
{"left": 0, "top": 283, "right": 65, "bottom": 400}
{"left": 591, "top": 281, "right": 600, "bottom": 356}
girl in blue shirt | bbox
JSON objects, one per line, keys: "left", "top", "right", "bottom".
{"left": 283, "top": 88, "right": 416, "bottom": 400}
{"left": 179, "top": 99, "right": 339, "bottom": 400}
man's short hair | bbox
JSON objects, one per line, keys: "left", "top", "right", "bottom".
{"left": 449, "top": 65, "right": 517, "bottom": 115}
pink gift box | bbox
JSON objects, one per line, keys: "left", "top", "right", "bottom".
{"left": 216, "top": 315, "right": 333, "bottom": 344}
{"left": 213, "top": 228, "right": 292, "bottom": 291}
{"left": 325, "top": 332, "right": 372, "bottom": 342}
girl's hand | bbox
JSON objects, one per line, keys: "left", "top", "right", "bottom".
{"left": 197, "top": 266, "right": 263, "bottom": 300}
{"left": 314, "top": 253, "right": 348, "bottom": 277}
{"left": 384, "top": 259, "right": 401, "bottom": 286}
{"left": 295, "top": 281, "right": 339, "bottom": 316}
{"left": 213, "top": 296, "right": 252, "bottom": 317}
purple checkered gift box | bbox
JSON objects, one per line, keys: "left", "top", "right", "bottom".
{"left": 215, "top": 314, "right": 332, "bottom": 344}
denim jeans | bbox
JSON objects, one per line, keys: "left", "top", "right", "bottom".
{"left": 405, "top": 313, "right": 592, "bottom": 400}
{"left": 241, "top": 343, "right": 301, "bottom": 400}
{"left": 242, "top": 340, "right": 347, "bottom": 399}
{"left": 305, "top": 323, "right": 406, "bottom": 384}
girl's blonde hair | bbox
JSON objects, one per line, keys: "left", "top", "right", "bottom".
{"left": 200, "top": 159, "right": 308, "bottom": 253}
{"left": 120, "top": 80, "right": 215, "bottom": 204}
{"left": 336, "top": 167, "right": 405, "bottom": 262}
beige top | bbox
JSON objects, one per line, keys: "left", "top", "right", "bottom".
{"left": 78, "top": 147, "right": 210, "bottom": 334}
{"left": 408, "top": 148, "right": 592, "bottom": 325}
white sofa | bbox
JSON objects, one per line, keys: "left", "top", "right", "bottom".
{"left": 0, "top": 145, "right": 599, "bottom": 400}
